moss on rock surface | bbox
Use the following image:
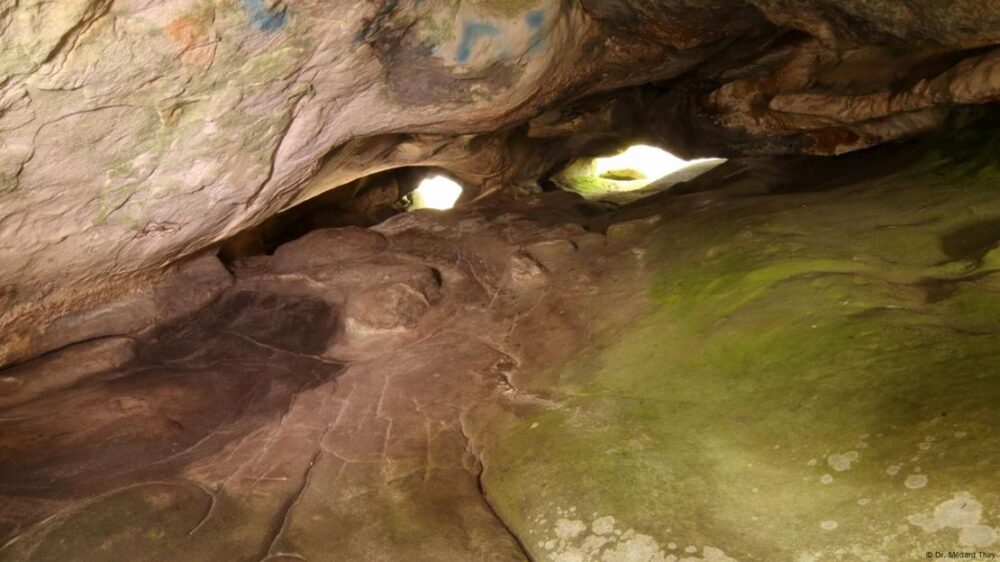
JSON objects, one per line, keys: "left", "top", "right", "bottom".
{"left": 484, "top": 139, "right": 1000, "bottom": 561}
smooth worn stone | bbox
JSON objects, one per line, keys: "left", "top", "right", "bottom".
{"left": 25, "top": 254, "right": 232, "bottom": 363}
{"left": 35, "top": 296, "right": 156, "bottom": 355}
{"left": 346, "top": 282, "right": 433, "bottom": 334}
{"left": 152, "top": 252, "right": 234, "bottom": 321}
{"left": 526, "top": 239, "right": 578, "bottom": 271}
{"left": 271, "top": 227, "right": 390, "bottom": 273}
{"left": 605, "top": 215, "right": 663, "bottom": 242}
{"left": 0, "top": 337, "right": 135, "bottom": 410}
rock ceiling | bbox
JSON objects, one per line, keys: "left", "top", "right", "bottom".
{"left": 2, "top": 0, "right": 1000, "bottom": 364}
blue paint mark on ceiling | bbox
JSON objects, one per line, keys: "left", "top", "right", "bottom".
{"left": 525, "top": 9, "right": 546, "bottom": 52}
{"left": 455, "top": 21, "right": 499, "bottom": 63}
{"left": 525, "top": 10, "right": 544, "bottom": 29}
{"left": 243, "top": 0, "right": 287, "bottom": 33}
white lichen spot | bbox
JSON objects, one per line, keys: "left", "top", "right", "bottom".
{"left": 820, "top": 520, "right": 839, "bottom": 531}
{"left": 668, "top": 543, "right": 677, "bottom": 550}
{"left": 886, "top": 465, "right": 901, "bottom": 476}
{"left": 858, "top": 498, "right": 872, "bottom": 506}
{"left": 531, "top": 422, "right": 540, "bottom": 429}
{"left": 827, "top": 451, "right": 859, "bottom": 471}
{"left": 540, "top": 507, "right": 723, "bottom": 562}
{"left": 555, "top": 519, "right": 588, "bottom": 541}
{"left": 907, "top": 492, "right": 999, "bottom": 548}
{"left": 820, "top": 474, "right": 834, "bottom": 484}
{"left": 908, "top": 491, "right": 982, "bottom": 532}
{"left": 554, "top": 550, "right": 585, "bottom": 562}
{"left": 904, "top": 475, "right": 928, "bottom": 489}
{"left": 592, "top": 516, "right": 616, "bottom": 536}
{"left": 807, "top": 458, "right": 818, "bottom": 467}
{"left": 582, "top": 535, "right": 611, "bottom": 553}
{"left": 960, "top": 525, "right": 999, "bottom": 548}
{"left": 599, "top": 533, "right": 666, "bottom": 562}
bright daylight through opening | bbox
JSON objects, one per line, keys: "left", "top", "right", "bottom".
{"left": 409, "top": 175, "right": 463, "bottom": 211}
{"left": 554, "top": 144, "right": 726, "bottom": 197}
{"left": 593, "top": 144, "right": 717, "bottom": 186}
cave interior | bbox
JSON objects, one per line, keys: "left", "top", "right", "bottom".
{"left": 3, "top": 1, "right": 1000, "bottom": 561}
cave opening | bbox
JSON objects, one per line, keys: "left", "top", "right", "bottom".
{"left": 406, "top": 174, "right": 464, "bottom": 211}
{"left": 551, "top": 143, "right": 727, "bottom": 200}
{"left": 218, "top": 165, "right": 467, "bottom": 262}
{"left": 594, "top": 144, "right": 721, "bottom": 186}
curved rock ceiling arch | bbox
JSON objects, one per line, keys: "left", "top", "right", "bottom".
{"left": 4, "top": 1, "right": 1000, "bottom": 363}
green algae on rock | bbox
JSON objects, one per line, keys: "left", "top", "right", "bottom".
{"left": 482, "top": 141, "right": 1000, "bottom": 561}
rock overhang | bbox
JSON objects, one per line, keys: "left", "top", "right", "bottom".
{"left": 3, "top": 0, "right": 1000, "bottom": 365}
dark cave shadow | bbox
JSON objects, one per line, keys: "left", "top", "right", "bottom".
{"left": 940, "top": 217, "right": 1000, "bottom": 263}
{"left": 0, "top": 289, "right": 346, "bottom": 506}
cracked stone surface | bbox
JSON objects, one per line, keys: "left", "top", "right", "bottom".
{"left": 3, "top": 130, "right": 1000, "bottom": 561}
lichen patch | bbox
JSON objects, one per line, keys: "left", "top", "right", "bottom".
{"left": 533, "top": 508, "right": 738, "bottom": 562}
{"left": 827, "top": 451, "right": 859, "bottom": 471}
{"left": 907, "top": 491, "right": 999, "bottom": 548}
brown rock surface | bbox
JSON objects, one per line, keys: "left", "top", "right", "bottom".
{"left": 0, "top": 191, "right": 615, "bottom": 561}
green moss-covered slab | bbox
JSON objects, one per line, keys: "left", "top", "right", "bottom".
{"left": 485, "top": 151, "right": 1000, "bottom": 561}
